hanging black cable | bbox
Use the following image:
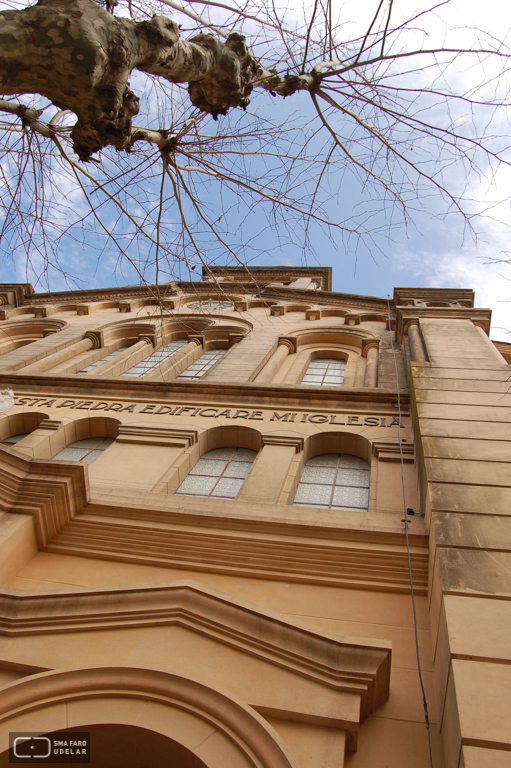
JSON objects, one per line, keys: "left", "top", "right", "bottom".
{"left": 387, "top": 297, "right": 434, "bottom": 768}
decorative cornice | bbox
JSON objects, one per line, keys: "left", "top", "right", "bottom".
{"left": 394, "top": 287, "right": 474, "bottom": 308}
{"left": 395, "top": 307, "right": 492, "bottom": 343}
{"left": 46, "top": 512, "right": 427, "bottom": 594}
{"left": 0, "top": 579, "right": 391, "bottom": 718}
{"left": 229, "top": 333, "right": 244, "bottom": 346}
{"left": 361, "top": 340, "right": 380, "bottom": 357}
{"left": 202, "top": 265, "right": 333, "bottom": 290}
{"left": 278, "top": 337, "right": 297, "bottom": 353}
{"left": 37, "top": 419, "right": 63, "bottom": 431}
{"left": 262, "top": 288, "right": 389, "bottom": 313}
{"left": 0, "top": 581, "right": 391, "bottom": 748}
{"left": 0, "top": 376, "right": 411, "bottom": 408}
{"left": 116, "top": 425, "right": 198, "bottom": 448}
{"left": 261, "top": 434, "right": 304, "bottom": 452}
{"left": 84, "top": 330, "right": 103, "bottom": 349}
{"left": 0, "top": 284, "right": 34, "bottom": 307}
{"left": 188, "top": 334, "right": 204, "bottom": 347}
{"left": 372, "top": 441, "right": 414, "bottom": 463}
{"left": 19, "top": 285, "right": 179, "bottom": 306}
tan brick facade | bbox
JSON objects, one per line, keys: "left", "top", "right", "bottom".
{"left": 0, "top": 268, "right": 508, "bottom": 767}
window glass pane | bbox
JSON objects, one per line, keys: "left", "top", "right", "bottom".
{"left": 52, "top": 437, "right": 114, "bottom": 464}
{"left": 339, "top": 454, "right": 369, "bottom": 469}
{"left": 188, "top": 300, "right": 232, "bottom": 311}
{"left": 232, "top": 448, "right": 256, "bottom": 461}
{"left": 190, "top": 458, "right": 229, "bottom": 476}
{"left": 336, "top": 468, "right": 370, "bottom": 488}
{"left": 201, "top": 447, "right": 236, "bottom": 460}
{"left": 332, "top": 485, "right": 370, "bottom": 509}
{"left": 122, "top": 340, "right": 187, "bottom": 378}
{"left": 294, "top": 483, "right": 332, "bottom": 506}
{"left": 177, "top": 349, "right": 227, "bottom": 380}
{"left": 175, "top": 447, "right": 257, "bottom": 499}
{"left": 70, "top": 437, "right": 105, "bottom": 450}
{"left": 211, "top": 477, "right": 244, "bottom": 498}
{"left": 53, "top": 447, "right": 89, "bottom": 462}
{"left": 293, "top": 453, "right": 370, "bottom": 511}
{"left": 176, "top": 475, "right": 217, "bottom": 496}
{"left": 224, "top": 462, "right": 252, "bottom": 479}
{"left": 78, "top": 346, "right": 126, "bottom": 373}
{"left": 301, "top": 358, "right": 346, "bottom": 387}
{"left": 300, "top": 466, "right": 336, "bottom": 484}
{"left": 82, "top": 449, "right": 104, "bottom": 464}
{"left": 2, "top": 432, "right": 30, "bottom": 445}
{"left": 306, "top": 454, "right": 339, "bottom": 467}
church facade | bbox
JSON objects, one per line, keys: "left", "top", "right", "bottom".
{"left": 0, "top": 266, "right": 509, "bottom": 768}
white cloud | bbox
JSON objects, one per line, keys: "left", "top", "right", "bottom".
{"left": 392, "top": 239, "right": 511, "bottom": 342}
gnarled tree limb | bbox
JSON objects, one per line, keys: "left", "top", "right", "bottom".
{"left": 0, "top": 0, "right": 260, "bottom": 159}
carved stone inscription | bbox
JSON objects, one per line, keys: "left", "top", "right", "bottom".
{"left": 13, "top": 395, "right": 404, "bottom": 427}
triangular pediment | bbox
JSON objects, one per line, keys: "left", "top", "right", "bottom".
{"left": 0, "top": 579, "right": 391, "bottom": 751}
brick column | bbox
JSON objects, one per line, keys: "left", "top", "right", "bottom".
{"left": 255, "top": 339, "right": 295, "bottom": 384}
{"left": 363, "top": 343, "right": 379, "bottom": 388}
{"left": 104, "top": 337, "right": 155, "bottom": 378}
{"left": 145, "top": 338, "right": 202, "bottom": 381}
{"left": 407, "top": 321, "right": 427, "bottom": 362}
{"left": 20, "top": 333, "right": 99, "bottom": 374}
{"left": 353, "top": 354, "right": 366, "bottom": 387}
{"left": 90, "top": 339, "right": 152, "bottom": 376}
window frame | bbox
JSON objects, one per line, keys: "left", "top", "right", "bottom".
{"left": 121, "top": 338, "right": 189, "bottom": 378}
{"left": 177, "top": 347, "right": 228, "bottom": 380}
{"left": 174, "top": 446, "right": 258, "bottom": 499}
{"left": 292, "top": 452, "right": 371, "bottom": 511}
{"left": 300, "top": 357, "right": 347, "bottom": 387}
{"left": 51, "top": 436, "right": 115, "bottom": 464}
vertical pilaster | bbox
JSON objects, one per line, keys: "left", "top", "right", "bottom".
{"left": 354, "top": 355, "right": 367, "bottom": 387}
{"left": 237, "top": 434, "right": 303, "bottom": 504}
{"left": 255, "top": 339, "right": 295, "bottom": 384}
{"left": 20, "top": 333, "right": 99, "bottom": 373}
{"left": 407, "top": 322, "right": 427, "bottom": 362}
{"left": 409, "top": 311, "right": 511, "bottom": 768}
{"left": 145, "top": 338, "right": 202, "bottom": 381}
{"left": 363, "top": 343, "right": 379, "bottom": 388}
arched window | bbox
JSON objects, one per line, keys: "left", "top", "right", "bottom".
{"left": 0, "top": 412, "right": 48, "bottom": 446}
{"left": 178, "top": 349, "right": 226, "bottom": 380}
{"left": 175, "top": 447, "right": 256, "bottom": 499}
{"left": 52, "top": 437, "right": 114, "bottom": 464}
{"left": 301, "top": 358, "right": 346, "bottom": 387}
{"left": 121, "top": 340, "right": 188, "bottom": 377}
{"left": 293, "top": 454, "right": 370, "bottom": 510}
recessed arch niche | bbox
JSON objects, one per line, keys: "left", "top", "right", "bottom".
{"left": 0, "top": 667, "right": 299, "bottom": 768}
{"left": 0, "top": 319, "right": 67, "bottom": 356}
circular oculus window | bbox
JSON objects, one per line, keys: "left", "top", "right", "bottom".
{"left": 188, "top": 299, "right": 232, "bottom": 310}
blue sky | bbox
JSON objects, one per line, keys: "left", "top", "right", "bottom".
{"left": 1, "top": 0, "right": 510, "bottom": 339}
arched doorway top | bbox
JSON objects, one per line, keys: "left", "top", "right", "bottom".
{"left": 0, "top": 666, "right": 301, "bottom": 768}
